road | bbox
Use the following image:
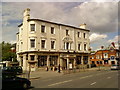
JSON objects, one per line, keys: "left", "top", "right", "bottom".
{"left": 31, "top": 70, "right": 119, "bottom": 88}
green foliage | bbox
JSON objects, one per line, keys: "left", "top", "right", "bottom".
{"left": 0, "top": 41, "right": 17, "bottom": 62}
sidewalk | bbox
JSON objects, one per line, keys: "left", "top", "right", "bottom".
{"left": 18, "top": 66, "right": 111, "bottom": 80}
{"left": 18, "top": 70, "right": 63, "bottom": 80}
{"left": 30, "top": 70, "right": 63, "bottom": 79}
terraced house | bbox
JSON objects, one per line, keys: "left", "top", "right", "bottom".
{"left": 16, "top": 8, "right": 90, "bottom": 71}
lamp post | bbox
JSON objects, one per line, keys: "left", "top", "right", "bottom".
{"left": 26, "top": 52, "right": 31, "bottom": 79}
{"left": 88, "top": 48, "right": 92, "bottom": 68}
{"left": 58, "top": 52, "right": 61, "bottom": 73}
{"left": 11, "top": 47, "right": 15, "bottom": 62}
{"left": 98, "top": 46, "right": 104, "bottom": 71}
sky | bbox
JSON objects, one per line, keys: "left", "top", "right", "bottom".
{"left": 1, "top": 0, "right": 120, "bottom": 51}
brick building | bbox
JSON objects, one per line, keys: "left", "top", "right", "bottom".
{"left": 90, "top": 46, "right": 120, "bottom": 66}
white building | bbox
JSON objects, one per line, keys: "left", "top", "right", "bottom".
{"left": 16, "top": 8, "right": 90, "bottom": 71}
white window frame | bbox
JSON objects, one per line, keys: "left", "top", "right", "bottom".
{"left": 41, "top": 25, "right": 46, "bottom": 33}
{"left": 51, "top": 40, "right": 56, "bottom": 49}
{"left": 41, "top": 39, "right": 46, "bottom": 49}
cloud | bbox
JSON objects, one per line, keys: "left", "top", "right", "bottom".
{"left": 107, "top": 35, "right": 120, "bottom": 49}
{"left": 108, "top": 35, "right": 120, "bottom": 43}
{"left": 90, "top": 33, "right": 107, "bottom": 43}
{"left": 2, "top": 1, "right": 118, "bottom": 48}
{"left": 68, "top": 1, "right": 118, "bottom": 33}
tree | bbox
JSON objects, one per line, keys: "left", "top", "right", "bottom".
{"left": 1, "top": 41, "right": 17, "bottom": 62}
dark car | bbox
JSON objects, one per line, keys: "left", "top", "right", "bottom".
{"left": 2, "top": 72, "right": 31, "bottom": 90}
{"left": 2, "top": 66, "right": 23, "bottom": 75}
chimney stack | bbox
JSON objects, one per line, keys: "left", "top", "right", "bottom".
{"left": 80, "top": 23, "right": 86, "bottom": 29}
{"left": 23, "top": 8, "right": 30, "bottom": 20}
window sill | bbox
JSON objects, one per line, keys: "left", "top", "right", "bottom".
{"left": 30, "top": 31, "right": 36, "bottom": 33}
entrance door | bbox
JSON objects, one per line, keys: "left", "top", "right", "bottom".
{"left": 38, "top": 56, "right": 47, "bottom": 67}
{"left": 63, "top": 59, "right": 67, "bottom": 69}
{"left": 69, "top": 59, "right": 74, "bottom": 69}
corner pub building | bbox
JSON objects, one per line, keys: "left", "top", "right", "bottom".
{"left": 16, "top": 8, "right": 90, "bottom": 71}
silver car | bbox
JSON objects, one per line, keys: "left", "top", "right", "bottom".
{"left": 111, "top": 65, "right": 120, "bottom": 70}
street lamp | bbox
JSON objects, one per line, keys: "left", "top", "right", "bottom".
{"left": 58, "top": 52, "right": 61, "bottom": 73}
{"left": 98, "top": 46, "right": 104, "bottom": 71}
{"left": 88, "top": 47, "right": 92, "bottom": 68}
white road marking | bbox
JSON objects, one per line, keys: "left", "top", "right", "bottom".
{"left": 48, "top": 80, "right": 72, "bottom": 86}
{"left": 80, "top": 75, "right": 93, "bottom": 79}
{"left": 90, "top": 82, "right": 96, "bottom": 85}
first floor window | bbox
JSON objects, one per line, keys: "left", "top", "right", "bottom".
{"left": 51, "top": 41, "right": 55, "bottom": 49}
{"left": 84, "top": 44, "right": 87, "bottom": 51}
{"left": 78, "top": 44, "right": 81, "bottom": 50}
{"left": 41, "top": 40, "right": 45, "bottom": 49}
{"left": 64, "top": 42, "right": 71, "bottom": 50}
{"left": 30, "top": 55, "right": 35, "bottom": 61}
{"left": 30, "top": 24, "right": 35, "bottom": 31}
{"left": 66, "top": 42, "right": 69, "bottom": 50}
{"left": 30, "top": 39, "right": 35, "bottom": 48}
{"left": 110, "top": 56, "right": 115, "bottom": 60}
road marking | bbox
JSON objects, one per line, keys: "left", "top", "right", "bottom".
{"left": 107, "top": 77, "right": 111, "bottom": 79}
{"left": 80, "top": 75, "right": 93, "bottom": 79}
{"left": 48, "top": 80, "right": 72, "bottom": 86}
{"left": 90, "top": 82, "right": 96, "bottom": 85}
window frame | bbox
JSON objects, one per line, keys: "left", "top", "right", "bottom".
{"left": 30, "top": 55, "right": 35, "bottom": 61}
{"left": 30, "top": 39, "right": 35, "bottom": 48}
{"left": 30, "top": 24, "right": 35, "bottom": 31}
{"left": 51, "top": 41, "right": 55, "bottom": 49}
{"left": 51, "top": 27, "right": 55, "bottom": 34}
{"left": 41, "top": 25, "right": 45, "bottom": 33}
{"left": 66, "top": 29, "right": 69, "bottom": 36}
{"left": 78, "top": 43, "right": 81, "bottom": 51}
{"left": 41, "top": 40, "right": 46, "bottom": 49}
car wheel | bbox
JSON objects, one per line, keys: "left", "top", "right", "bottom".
{"left": 23, "top": 83, "right": 29, "bottom": 89}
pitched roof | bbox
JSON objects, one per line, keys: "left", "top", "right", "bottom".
{"left": 18, "top": 19, "right": 90, "bottom": 32}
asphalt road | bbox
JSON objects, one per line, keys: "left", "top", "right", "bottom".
{"left": 31, "top": 70, "right": 119, "bottom": 88}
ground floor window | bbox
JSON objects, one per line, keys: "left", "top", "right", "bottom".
{"left": 111, "top": 61, "right": 115, "bottom": 65}
{"left": 100, "top": 61, "right": 102, "bottom": 64}
{"left": 92, "top": 61, "right": 94, "bottom": 64}
{"left": 104, "top": 60, "right": 108, "bottom": 64}
{"left": 83, "top": 56, "right": 88, "bottom": 64}
{"left": 20, "top": 56, "right": 23, "bottom": 66}
{"left": 38, "top": 55, "right": 47, "bottom": 67}
{"left": 49, "top": 56, "right": 58, "bottom": 66}
{"left": 76, "top": 56, "right": 81, "bottom": 64}
{"left": 30, "top": 55, "right": 35, "bottom": 61}
{"left": 97, "top": 61, "right": 99, "bottom": 64}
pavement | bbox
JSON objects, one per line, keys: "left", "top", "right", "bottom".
{"left": 18, "top": 66, "right": 111, "bottom": 80}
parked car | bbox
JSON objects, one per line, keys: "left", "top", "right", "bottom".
{"left": 2, "top": 66, "right": 23, "bottom": 75}
{"left": 111, "top": 65, "right": 120, "bottom": 70}
{"left": 2, "top": 72, "right": 31, "bottom": 89}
